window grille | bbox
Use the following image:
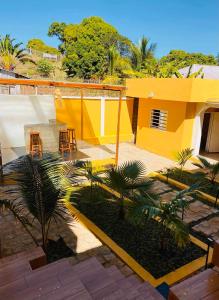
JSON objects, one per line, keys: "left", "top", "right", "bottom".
{"left": 150, "top": 109, "right": 167, "bottom": 130}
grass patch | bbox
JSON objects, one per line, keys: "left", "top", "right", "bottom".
{"left": 72, "top": 185, "right": 205, "bottom": 278}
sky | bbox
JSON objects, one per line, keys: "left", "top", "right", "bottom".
{"left": 1, "top": 0, "right": 218, "bottom": 57}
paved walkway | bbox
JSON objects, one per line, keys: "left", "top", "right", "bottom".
{"left": 151, "top": 179, "right": 219, "bottom": 240}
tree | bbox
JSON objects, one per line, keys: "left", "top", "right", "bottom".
{"left": 216, "top": 53, "right": 219, "bottom": 65}
{"left": 193, "top": 156, "right": 219, "bottom": 184}
{"left": 37, "top": 59, "right": 54, "bottom": 77}
{"left": 108, "top": 45, "right": 119, "bottom": 75}
{"left": 131, "top": 36, "right": 156, "bottom": 71}
{"left": 48, "top": 17, "right": 131, "bottom": 79}
{"left": 104, "top": 161, "right": 156, "bottom": 219}
{"left": 27, "top": 39, "right": 59, "bottom": 55}
{"left": 159, "top": 50, "right": 217, "bottom": 70}
{"left": 0, "top": 34, "right": 34, "bottom": 71}
{"left": 10, "top": 154, "right": 72, "bottom": 250}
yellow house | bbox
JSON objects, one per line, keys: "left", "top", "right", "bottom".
{"left": 126, "top": 78, "right": 219, "bottom": 159}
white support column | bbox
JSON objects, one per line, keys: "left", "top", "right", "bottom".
{"left": 100, "top": 96, "right": 105, "bottom": 137}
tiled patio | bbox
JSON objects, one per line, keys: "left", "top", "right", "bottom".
{"left": 151, "top": 179, "right": 219, "bottom": 240}
{"left": 2, "top": 142, "right": 176, "bottom": 173}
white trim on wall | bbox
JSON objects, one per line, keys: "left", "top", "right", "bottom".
{"left": 61, "top": 96, "right": 127, "bottom": 100}
{"left": 100, "top": 97, "right": 105, "bottom": 137}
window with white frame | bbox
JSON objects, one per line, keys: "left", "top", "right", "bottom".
{"left": 150, "top": 109, "right": 167, "bottom": 130}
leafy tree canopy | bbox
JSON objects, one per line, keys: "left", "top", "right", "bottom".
{"left": 27, "top": 39, "right": 59, "bottom": 55}
{"left": 48, "top": 17, "right": 131, "bottom": 78}
{"left": 159, "top": 50, "right": 217, "bottom": 69}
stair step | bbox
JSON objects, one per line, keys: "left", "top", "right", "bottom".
{"left": 72, "top": 256, "right": 104, "bottom": 274}
{"left": 8, "top": 276, "right": 62, "bottom": 300}
{"left": 0, "top": 247, "right": 45, "bottom": 269}
{"left": 25, "top": 258, "right": 71, "bottom": 285}
{"left": 0, "top": 260, "right": 31, "bottom": 287}
{"left": 0, "top": 277, "right": 28, "bottom": 297}
{"left": 79, "top": 268, "right": 115, "bottom": 294}
{"left": 39, "top": 280, "right": 92, "bottom": 300}
{"left": 91, "top": 282, "right": 121, "bottom": 299}
{"left": 137, "top": 282, "right": 164, "bottom": 299}
{"left": 106, "top": 265, "right": 124, "bottom": 281}
{"left": 127, "top": 274, "right": 143, "bottom": 288}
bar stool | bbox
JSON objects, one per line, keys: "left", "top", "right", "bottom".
{"left": 59, "top": 130, "right": 71, "bottom": 155}
{"left": 67, "top": 128, "right": 77, "bottom": 152}
{"left": 29, "top": 131, "right": 42, "bottom": 158}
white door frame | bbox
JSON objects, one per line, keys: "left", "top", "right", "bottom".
{"left": 192, "top": 101, "right": 219, "bottom": 155}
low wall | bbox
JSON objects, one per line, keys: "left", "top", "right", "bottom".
{"left": 55, "top": 97, "right": 134, "bottom": 144}
{"left": 0, "top": 95, "right": 55, "bottom": 148}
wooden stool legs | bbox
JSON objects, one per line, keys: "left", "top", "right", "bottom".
{"left": 29, "top": 132, "right": 42, "bottom": 158}
{"left": 59, "top": 130, "right": 71, "bottom": 155}
{"left": 67, "top": 128, "right": 77, "bottom": 152}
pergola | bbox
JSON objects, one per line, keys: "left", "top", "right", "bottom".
{"left": 0, "top": 78, "right": 126, "bottom": 165}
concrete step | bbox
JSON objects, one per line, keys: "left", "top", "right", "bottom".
{"left": 137, "top": 282, "right": 164, "bottom": 299}
{"left": 106, "top": 265, "right": 124, "bottom": 281}
{"left": 0, "top": 251, "right": 164, "bottom": 300}
{"left": 0, "top": 259, "right": 31, "bottom": 287}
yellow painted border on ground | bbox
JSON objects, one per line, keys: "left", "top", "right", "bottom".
{"left": 65, "top": 199, "right": 211, "bottom": 287}
{"left": 151, "top": 171, "right": 217, "bottom": 205}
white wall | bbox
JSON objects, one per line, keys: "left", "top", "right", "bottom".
{"left": 0, "top": 95, "right": 55, "bottom": 148}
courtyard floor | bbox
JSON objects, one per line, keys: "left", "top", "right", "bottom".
{"left": 2, "top": 142, "right": 176, "bottom": 173}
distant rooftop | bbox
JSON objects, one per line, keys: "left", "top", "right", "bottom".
{"left": 0, "top": 68, "right": 29, "bottom": 79}
{"left": 179, "top": 64, "right": 219, "bottom": 79}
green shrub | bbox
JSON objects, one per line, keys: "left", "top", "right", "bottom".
{"left": 37, "top": 59, "right": 54, "bottom": 77}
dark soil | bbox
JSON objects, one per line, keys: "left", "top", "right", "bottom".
{"left": 71, "top": 186, "right": 205, "bottom": 278}
{"left": 46, "top": 237, "right": 75, "bottom": 263}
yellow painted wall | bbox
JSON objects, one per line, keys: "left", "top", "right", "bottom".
{"left": 136, "top": 98, "right": 196, "bottom": 159}
{"left": 55, "top": 98, "right": 133, "bottom": 144}
{"left": 103, "top": 99, "right": 133, "bottom": 144}
{"left": 126, "top": 78, "right": 219, "bottom": 102}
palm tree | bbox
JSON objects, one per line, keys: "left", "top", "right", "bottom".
{"left": 10, "top": 154, "right": 72, "bottom": 250}
{"left": 108, "top": 45, "right": 119, "bottom": 75}
{"left": 193, "top": 156, "right": 219, "bottom": 184}
{"left": 104, "top": 161, "right": 155, "bottom": 219}
{"left": 128, "top": 184, "right": 198, "bottom": 249}
{"left": 131, "top": 36, "right": 156, "bottom": 71}
{"left": 0, "top": 34, "right": 34, "bottom": 71}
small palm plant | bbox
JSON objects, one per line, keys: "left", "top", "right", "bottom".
{"left": 74, "top": 160, "right": 104, "bottom": 200}
{"left": 9, "top": 154, "right": 72, "bottom": 250}
{"left": 193, "top": 156, "right": 219, "bottom": 184}
{"left": 128, "top": 184, "right": 199, "bottom": 250}
{"left": 176, "top": 148, "right": 193, "bottom": 171}
{"left": 104, "top": 161, "right": 154, "bottom": 219}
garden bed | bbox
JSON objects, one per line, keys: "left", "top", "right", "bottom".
{"left": 163, "top": 169, "right": 219, "bottom": 198}
{"left": 72, "top": 185, "right": 205, "bottom": 279}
